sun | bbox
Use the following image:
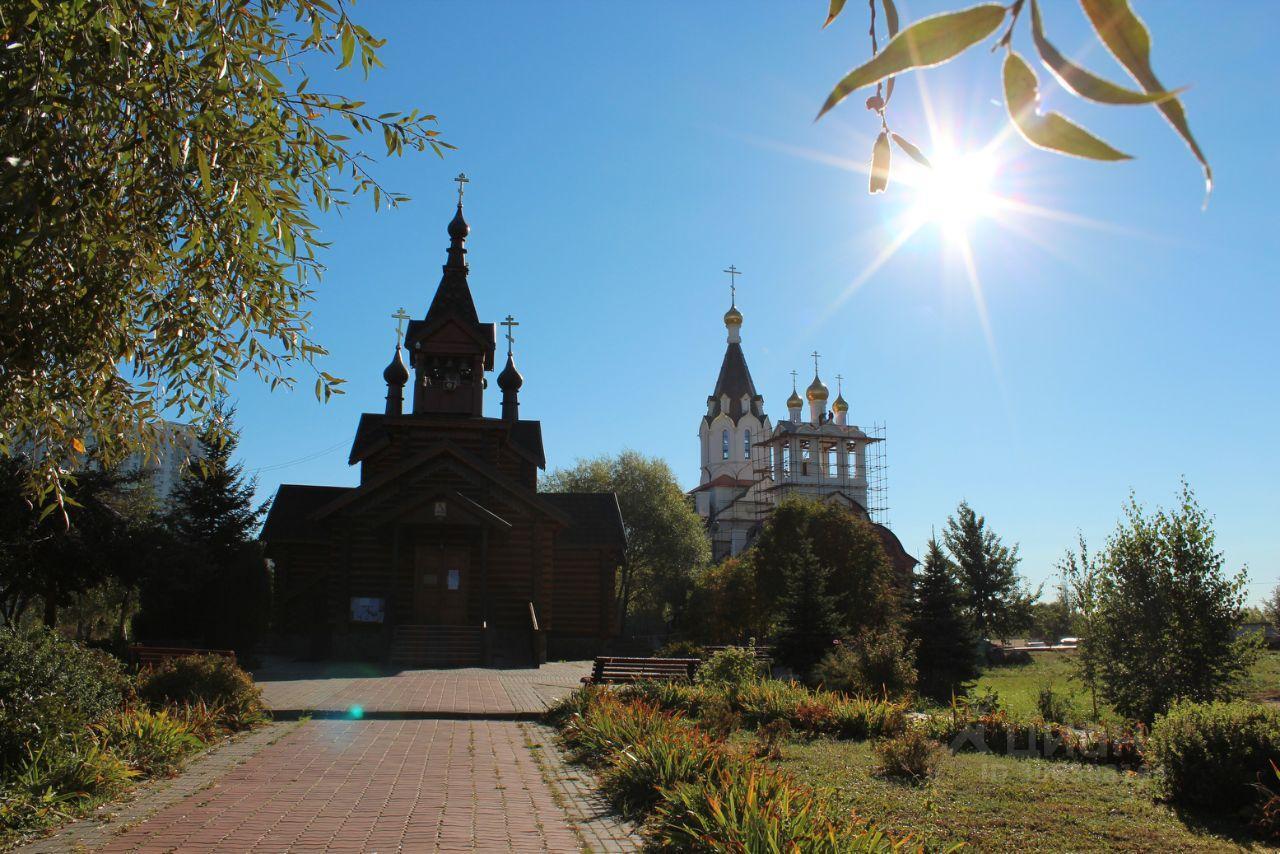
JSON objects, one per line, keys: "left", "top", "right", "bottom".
{"left": 907, "top": 145, "right": 999, "bottom": 240}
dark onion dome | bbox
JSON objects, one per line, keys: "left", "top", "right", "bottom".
{"left": 383, "top": 344, "right": 409, "bottom": 386}
{"left": 448, "top": 203, "right": 469, "bottom": 241}
{"left": 497, "top": 352, "right": 523, "bottom": 392}
{"left": 833, "top": 393, "right": 849, "bottom": 413}
{"left": 806, "top": 374, "right": 829, "bottom": 402}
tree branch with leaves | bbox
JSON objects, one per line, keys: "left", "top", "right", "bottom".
{"left": 818, "top": 0, "right": 1209, "bottom": 196}
{"left": 0, "top": 0, "right": 452, "bottom": 515}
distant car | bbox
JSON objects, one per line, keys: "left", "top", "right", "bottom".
{"left": 1058, "top": 637, "right": 1079, "bottom": 646}
{"left": 1026, "top": 641, "right": 1047, "bottom": 648}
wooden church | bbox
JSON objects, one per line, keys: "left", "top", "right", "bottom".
{"left": 262, "top": 182, "right": 625, "bottom": 667}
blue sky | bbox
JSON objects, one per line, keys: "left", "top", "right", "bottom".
{"left": 231, "top": 2, "right": 1279, "bottom": 604}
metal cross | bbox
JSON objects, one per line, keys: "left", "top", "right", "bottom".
{"left": 835, "top": 373, "right": 844, "bottom": 393}
{"left": 500, "top": 314, "right": 519, "bottom": 354}
{"left": 454, "top": 172, "right": 470, "bottom": 204}
{"left": 811, "top": 351, "right": 821, "bottom": 376}
{"left": 391, "top": 306, "right": 411, "bottom": 346}
{"left": 723, "top": 265, "right": 741, "bottom": 305}
{"left": 790, "top": 369, "right": 798, "bottom": 391}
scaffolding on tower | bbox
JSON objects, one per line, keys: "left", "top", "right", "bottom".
{"left": 747, "top": 419, "right": 890, "bottom": 532}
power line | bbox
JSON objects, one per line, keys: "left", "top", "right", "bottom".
{"left": 252, "top": 441, "right": 346, "bottom": 474}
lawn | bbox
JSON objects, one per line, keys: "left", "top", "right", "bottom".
{"left": 972, "top": 650, "right": 1280, "bottom": 721}
{"left": 772, "top": 738, "right": 1265, "bottom": 853}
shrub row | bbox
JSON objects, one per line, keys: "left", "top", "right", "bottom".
{"left": 0, "top": 628, "right": 269, "bottom": 843}
{"left": 552, "top": 687, "right": 917, "bottom": 851}
{"left": 923, "top": 702, "right": 1146, "bottom": 768}
{"left": 1146, "top": 699, "right": 1280, "bottom": 811}
{"left": 615, "top": 679, "right": 907, "bottom": 741}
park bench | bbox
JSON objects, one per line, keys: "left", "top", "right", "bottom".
{"left": 583, "top": 656, "right": 700, "bottom": 684}
{"left": 128, "top": 644, "right": 236, "bottom": 670}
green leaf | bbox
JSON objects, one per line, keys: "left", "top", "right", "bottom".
{"left": 338, "top": 25, "right": 355, "bottom": 70}
{"left": 881, "top": 0, "right": 900, "bottom": 35}
{"left": 824, "top": 0, "right": 847, "bottom": 28}
{"left": 1003, "top": 52, "right": 1132, "bottom": 161}
{"left": 1079, "top": 0, "right": 1210, "bottom": 192}
{"left": 1030, "top": 0, "right": 1181, "bottom": 105}
{"left": 890, "top": 133, "right": 930, "bottom": 168}
{"left": 817, "top": 4, "right": 1006, "bottom": 119}
{"left": 869, "top": 131, "right": 891, "bottom": 194}
{"left": 881, "top": 0, "right": 900, "bottom": 104}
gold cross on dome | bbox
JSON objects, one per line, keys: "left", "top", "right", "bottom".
{"left": 790, "top": 369, "right": 798, "bottom": 392}
{"left": 454, "top": 172, "right": 469, "bottom": 204}
{"left": 811, "top": 351, "right": 821, "bottom": 376}
{"left": 500, "top": 314, "right": 519, "bottom": 354}
{"left": 722, "top": 265, "right": 741, "bottom": 305}
{"left": 836, "top": 373, "right": 844, "bottom": 393}
{"left": 391, "top": 307, "right": 411, "bottom": 346}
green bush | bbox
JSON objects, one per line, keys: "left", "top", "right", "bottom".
{"left": 697, "top": 643, "right": 764, "bottom": 687}
{"left": 600, "top": 728, "right": 726, "bottom": 819}
{"left": 0, "top": 626, "right": 126, "bottom": 765}
{"left": 559, "top": 693, "right": 682, "bottom": 766}
{"left": 1, "top": 737, "right": 137, "bottom": 834}
{"left": 873, "top": 725, "right": 941, "bottom": 782}
{"left": 752, "top": 719, "right": 792, "bottom": 760}
{"left": 655, "top": 639, "right": 704, "bottom": 659}
{"left": 1035, "top": 683, "right": 1077, "bottom": 724}
{"left": 1148, "top": 699, "right": 1280, "bottom": 809}
{"left": 812, "top": 629, "right": 917, "bottom": 700}
{"left": 136, "top": 655, "right": 266, "bottom": 731}
{"left": 1253, "top": 760, "right": 1280, "bottom": 841}
{"left": 166, "top": 699, "right": 226, "bottom": 744}
{"left": 96, "top": 708, "right": 201, "bottom": 776}
{"left": 648, "top": 767, "right": 903, "bottom": 853}
{"left": 697, "top": 696, "right": 741, "bottom": 740}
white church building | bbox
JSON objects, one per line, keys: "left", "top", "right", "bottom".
{"left": 693, "top": 287, "right": 915, "bottom": 575}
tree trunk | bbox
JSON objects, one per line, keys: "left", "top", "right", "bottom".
{"left": 42, "top": 589, "right": 57, "bottom": 628}
{"left": 617, "top": 562, "right": 632, "bottom": 637}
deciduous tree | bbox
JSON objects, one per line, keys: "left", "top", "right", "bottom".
{"left": 1, "top": 0, "right": 450, "bottom": 512}
{"left": 750, "top": 497, "right": 899, "bottom": 637}
{"left": 1061, "top": 483, "right": 1257, "bottom": 722}
{"left": 542, "top": 451, "right": 709, "bottom": 634}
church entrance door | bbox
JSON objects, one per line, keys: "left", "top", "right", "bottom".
{"left": 413, "top": 546, "right": 469, "bottom": 625}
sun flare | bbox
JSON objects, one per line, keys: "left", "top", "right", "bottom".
{"left": 907, "top": 146, "right": 999, "bottom": 240}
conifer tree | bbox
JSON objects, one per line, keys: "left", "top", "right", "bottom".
{"left": 943, "top": 501, "right": 1037, "bottom": 640}
{"left": 772, "top": 540, "right": 846, "bottom": 676}
{"left": 139, "top": 408, "right": 268, "bottom": 653}
{"left": 908, "top": 538, "right": 979, "bottom": 702}
{"left": 168, "top": 411, "right": 262, "bottom": 565}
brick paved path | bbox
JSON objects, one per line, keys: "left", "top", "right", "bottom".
{"left": 255, "top": 660, "right": 591, "bottom": 716}
{"left": 20, "top": 663, "right": 641, "bottom": 853}
{"left": 54, "top": 721, "right": 587, "bottom": 852}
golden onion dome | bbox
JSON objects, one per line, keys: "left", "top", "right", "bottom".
{"left": 787, "top": 389, "right": 803, "bottom": 409}
{"left": 723, "top": 305, "right": 743, "bottom": 326}
{"left": 806, "top": 375, "right": 829, "bottom": 402}
{"left": 832, "top": 394, "right": 849, "bottom": 413}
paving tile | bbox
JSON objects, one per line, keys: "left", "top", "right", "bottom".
{"left": 17, "top": 664, "right": 637, "bottom": 853}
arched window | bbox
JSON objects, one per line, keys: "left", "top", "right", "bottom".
{"left": 743, "top": 429, "right": 751, "bottom": 459}
{"left": 721, "top": 429, "right": 730, "bottom": 461}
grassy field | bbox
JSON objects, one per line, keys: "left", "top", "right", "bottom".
{"left": 972, "top": 650, "right": 1280, "bottom": 721}
{"left": 772, "top": 739, "right": 1265, "bottom": 853}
